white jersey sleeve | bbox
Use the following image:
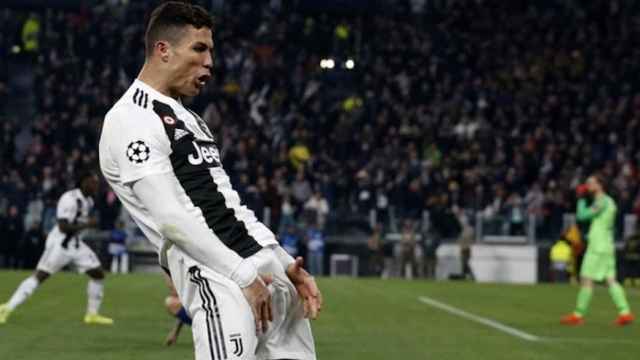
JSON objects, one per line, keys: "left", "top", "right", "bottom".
{"left": 105, "top": 106, "right": 173, "bottom": 185}
{"left": 56, "top": 192, "right": 78, "bottom": 222}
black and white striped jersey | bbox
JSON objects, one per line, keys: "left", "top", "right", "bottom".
{"left": 46, "top": 188, "right": 93, "bottom": 248}
{"left": 99, "top": 79, "right": 277, "bottom": 261}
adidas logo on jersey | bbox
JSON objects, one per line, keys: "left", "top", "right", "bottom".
{"left": 174, "top": 129, "right": 189, "bottom": 141}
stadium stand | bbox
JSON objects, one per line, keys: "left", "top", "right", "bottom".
{"left": 2, "top": 0, "right": 640, "bottom": 278}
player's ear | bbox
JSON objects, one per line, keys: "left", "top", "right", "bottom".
{"left": 155, "top": 40, "right": 171, "bottom": 62}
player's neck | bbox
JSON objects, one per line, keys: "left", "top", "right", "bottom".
{"left": 138, "top": 63, "right": 179, "bottom": 100}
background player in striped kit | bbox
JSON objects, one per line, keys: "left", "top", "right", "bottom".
{"left": 0, "top": 171, "right": 113, "bottom": 325}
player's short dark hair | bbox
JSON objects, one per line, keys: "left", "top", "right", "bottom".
{"left": 144, "top": 1, "right": 213, "bottom": 57}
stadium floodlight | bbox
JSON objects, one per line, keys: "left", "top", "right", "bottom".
{"left": 326, "top": 58, "right": 335, "bottom": 69}
{"left": 320, "top": 58, "right": 336, "bottom": 70}
{"left": 345, "top": 59, "right": 355, "bottom": 69}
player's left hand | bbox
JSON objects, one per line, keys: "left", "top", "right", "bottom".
{"left": 286, "top": 257, "right": 323, "bottom": 320}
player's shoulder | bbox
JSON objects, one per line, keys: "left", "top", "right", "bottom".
{"left": 103, "top": 88, "right": 172, "bottom": 142}
{"left": 58, "top": 188, "right": 81, "bottom": 203}
{"left": 105, "top": 83, "right": 184, "bottom": 129}
{"left": 104, "top": 86, "right": 156, "bottom": 125}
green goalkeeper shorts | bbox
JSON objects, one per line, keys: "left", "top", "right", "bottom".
{"left": 580, "top": 250, "right": 616, "bottom": 281}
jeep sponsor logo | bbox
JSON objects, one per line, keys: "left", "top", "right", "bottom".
{"left": 187, "top": 141, "right": 220, "bottom": 166}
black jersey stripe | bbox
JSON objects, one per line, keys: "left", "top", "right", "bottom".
{"left": 172, "top": 163, "right": 263, "bottom": 257}
{"left": 151, "top": 100, "right": 262, "bottom": 258}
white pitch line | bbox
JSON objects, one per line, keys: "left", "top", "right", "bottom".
{"left": 418, "top": 296, "right": 541, "bottom": 342}
{"left": 418, "top": 296, "right": 639, "bottom": 345}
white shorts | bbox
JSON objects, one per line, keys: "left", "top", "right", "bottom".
{"left": 37, "top": 239, "right": 102, "bottom": 274}
{"left": 167, "top": 246, "right": 316, "bottom": 360}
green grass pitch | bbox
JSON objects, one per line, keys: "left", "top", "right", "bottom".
{"left": 0, "top": 271, "right": 639, "bottom": 360}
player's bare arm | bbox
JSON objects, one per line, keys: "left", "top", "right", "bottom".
{"left": 274, "top": 246, "right": 323, "bottom": 319}
{"left": 286, "top": 257, "right": 323, "bottom": 320}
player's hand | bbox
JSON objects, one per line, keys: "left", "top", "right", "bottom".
{"left": 241, "top": 274, "right": 273, "bottom": 335}
{"left": 576, "top": 184, "right": 589, "bottom": 197}
{"left": 164, "top": 331, "right": 178, "bottom": 346}
{"left": 286, "top": 257, "right": 323, "bottom": 320}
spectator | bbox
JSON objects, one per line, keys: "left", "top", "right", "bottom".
{"left": 550, "top": 237, "right": 573, "bottom": 283}
{"left": 3, "top": 205, "right": 23, "bottom": 268}
{"left": 20, "top": 220, "right": 43, "bottom": 269}
{"left": 278, "top": 194, "right": 296, "bottom": 232}
{"left": 453, "top": 206, "right": 474, "bottom": 281}
{"left": 354, "top": 170, "right": 375, "bottom": 217}
{"left": 288, "top": 140, "right": 310, "bottom": 171}
{"left": 367, "top": 223, "right": 384, "bottom": 276}
{"left": 279, "top": 224, "right": 300, "bottom": 258}
{"left": 505, "top": 193, "right": 525, "bottom": 236}
{"left": 396, "top": 219, "right": 423, "bottom": 279}
{"left": 108, "top": 220, "right": 128, "bottom": 274}
{"left": 305, "top": 220, "right": 325, "bottom": 276}
{"left": 21, "top": 13, "right": 40, "bottom": 54}
{"left": 623, "top": 228, "right": 640, "bottom": 286}
{"left": 304, "top": 189, "right": 329, "bottom": 229}
{"left": 41, "top": 194, "right": 57, "bottom": 234}
{"left": 291, "top": 169, "right": 312, "bottom": 210}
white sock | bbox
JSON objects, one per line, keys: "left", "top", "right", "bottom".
{"left": 121, "top": 254, "right": 129, "bottom": 274}
{"left": 86, "top": 280, "right": 104, "bottom": 315}
{"left": 110, "top": 257, "right": 118, "bottom": 273}
{"left": 7, "top": 276, "right": 40, "bottom": 311}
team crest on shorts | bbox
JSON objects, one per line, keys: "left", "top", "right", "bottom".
{"left": 126, "top": 140, "right": 150, "bottom": 164}
{"left": 229, "top": 334, "right": 244, "bottom": 356}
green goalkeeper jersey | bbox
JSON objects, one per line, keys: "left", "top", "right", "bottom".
{"left": 576, "top": 194, "right": 617, "bottom": 254}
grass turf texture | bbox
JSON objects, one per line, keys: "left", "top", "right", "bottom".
{"left": 0, "top": 271, "right": 638, "bottom": 360}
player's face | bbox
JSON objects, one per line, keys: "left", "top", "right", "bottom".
{"left": 168, "top": 26, "right": 213, "bottom": 97}
{"left": 83, "top": 175, "right": 100, "bottom": 197}
{"left": 586, "top": 176, "right": 600, "bottom": 194}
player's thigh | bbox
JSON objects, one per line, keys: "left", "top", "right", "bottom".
{"left": 580, "top": 252, "right": 607, "bottom": 282}
{"left": 72, "top": 242, "right": 103, "bottom": 274}
{"left": 605, "top": 253, "right": 617, "bottom": 280}
{"left": 187, "top": 266, "right": 257, "bottom": 360}
{"left": 36, "top": 244, "right": 71, "bottom": 274}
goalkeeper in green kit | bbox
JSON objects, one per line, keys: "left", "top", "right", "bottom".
{"left": 561, "top": 175, "right": 634, "bottom": 326}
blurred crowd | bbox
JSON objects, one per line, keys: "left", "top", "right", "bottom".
{"left": 3, "top": 0, "right": 640, "bottom": 269}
